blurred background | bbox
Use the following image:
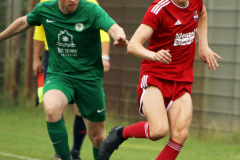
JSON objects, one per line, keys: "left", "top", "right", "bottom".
{"left": 0, "top": 0, "right": 240, "bottom": 134}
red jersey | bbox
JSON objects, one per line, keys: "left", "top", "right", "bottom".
{"left": 141, "top": 0, "right": 203, "bottom": 82}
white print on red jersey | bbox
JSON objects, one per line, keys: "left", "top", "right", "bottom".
{"left": 151, "top": 0, "right": 170, "bottom": 15}
{"left": 174, "top": 28, "right": 197, "bottom": 46}
{"left": 174, "top": 20, "right": 182, "bottom": 26}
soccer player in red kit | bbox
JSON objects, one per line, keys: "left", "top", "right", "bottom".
{"left": 99, "top": 0, "right": 221, "bottom": 160}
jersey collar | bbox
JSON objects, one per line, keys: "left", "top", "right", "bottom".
{"left": 171, "top": 0, "right": 189, "bottom": 9}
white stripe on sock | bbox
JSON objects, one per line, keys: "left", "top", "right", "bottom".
{"left": 167, "top": 140, "right": 182, "bottom": 151}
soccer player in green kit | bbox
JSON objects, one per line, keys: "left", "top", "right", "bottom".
{"left": 0, "top": 0, "right": 128, "bottom": 160}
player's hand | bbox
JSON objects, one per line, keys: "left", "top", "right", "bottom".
{"left": 153, "top": 49, "right": 171, "bottom": 64}
{"left": 33, "top": 58, "right": 43, "bottom": 76}
{"left": 114, "top": 36, "right": 129, "bottom": 47}
{"left": 199, "top": 46, "right": 221, "bottom": 70}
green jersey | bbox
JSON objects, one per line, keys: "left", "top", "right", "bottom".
{"left": 27, "top": 0, "right": 116, "bottom": 80}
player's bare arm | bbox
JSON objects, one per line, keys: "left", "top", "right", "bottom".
{"left": 198, "top": 5, "right": 221, "bottom": 70}
{"left": 33, "top": 40, "right": 45, "bottom": 75}
{"left": 108, "top": 24, "right": 128, "bottom": 47}
{"left": 101, "top": 41, "right": 110, "bottom": 72}
{"left": 127, "top": 24, "right": 171, "bottom": 64}
{"left": 0, "top": 15, "right": 32, "bottom": 42}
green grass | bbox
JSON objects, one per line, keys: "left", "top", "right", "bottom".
{"left": 0, "top": 99, "right": 240, "bottom": 160}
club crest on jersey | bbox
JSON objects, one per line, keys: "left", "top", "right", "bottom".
{"left": 193, "top": 10, "right": 198, "bottom": 21}
{"left": 57, "top": 30, "right": 75, "bottom": 47}
{"left": 75, "top": 23, "right": 84, "bottom": 32}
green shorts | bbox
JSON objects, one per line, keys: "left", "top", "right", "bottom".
{"left": 43, "top": 74, "right": 106, "bottom": 122}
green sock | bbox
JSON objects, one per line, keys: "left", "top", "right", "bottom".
{"left": 47, "top": 119, "right": 72, "bottom": 160}
{"left": 93, "top": 146, "right": 100, "bottom": 160}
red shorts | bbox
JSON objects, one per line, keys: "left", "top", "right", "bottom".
{"left": 137, "top": 75, "right": 193, "bottom": 116}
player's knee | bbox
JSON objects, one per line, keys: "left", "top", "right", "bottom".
{"left": 44, "top": 104, "right": 62, "bottom": 121}
{"left": 45, "top": 107, "right": 57, "bottom": 117}
{"left": 45, "top": 106, "right": 53, "bottom": 116}
{"left": 88, "top": 132, "right": 105, "bottom": 148}
{"left": 150, "top": 126, "right": 169, "bottom": 141}
{"left": 172, "top": 129, "right": 189, "bottom": 144}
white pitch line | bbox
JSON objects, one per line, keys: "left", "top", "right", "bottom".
{"left": 0, "top": 151, "right": 40, "bottom": 160}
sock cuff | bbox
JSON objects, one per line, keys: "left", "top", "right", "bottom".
{"left": 144, "top": 122, "right": 156, "bottom": 141}
{"left": 93, "top": 146, "right": 99, "bottom": 151}
{"left": 93, "top": 146, "right": 99, "bottom": 159}
{"left": 75, "top": 114, "right": 83, "bottom": 120}
{"left": 47, "top": 119, "right": 64, "bottom": 131}
{"left": 144, "top": 122, "right": 150, "bottom": 140}
{"left": 169, "top": 138, "right": 183, "bottom": 147}
{"left": 168, "top": 139, "right": 183, "bottom": 151}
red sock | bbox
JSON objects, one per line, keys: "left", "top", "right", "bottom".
{"left": 156, "top": 139, "right": 183, "bottom": 160}
{"left": 122, "top": 121, "right": 150, "bottom": 139}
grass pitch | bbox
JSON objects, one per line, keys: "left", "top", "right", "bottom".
{"left": 0, "top": 99, "right": 240, "bottom": 160}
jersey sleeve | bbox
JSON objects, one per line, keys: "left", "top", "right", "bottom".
{"left": 87, "top": 0, "right": 99, "bottom": 5}
{"left": 33, "top": 24, "right": 49, "bottom": 50}
{"left": 142, "top": 2, "right": 161, "bottom": 31}
{"left": 87, "top": 0, "right": 110, "bottom": 42}
{"left": 94, "top": 5, "right": 116, "bottom": 32}
{"left": 27, "top": 3, "right": 42, "bottom": 26}
{"left": 40, "top": 0, "right": 50, "bottom": 2}
{"left": 33, "top": 25, "right": 45, "bottom": 41}
{"left": 100, "top": 29, "right": 110, "bottom": 42}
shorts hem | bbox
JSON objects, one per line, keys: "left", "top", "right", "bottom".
{"left": 82, "top": 114, "right": 106, "bottom": 122}
{"left": 43, "top": 83, "right": 72, "bottom": 103}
